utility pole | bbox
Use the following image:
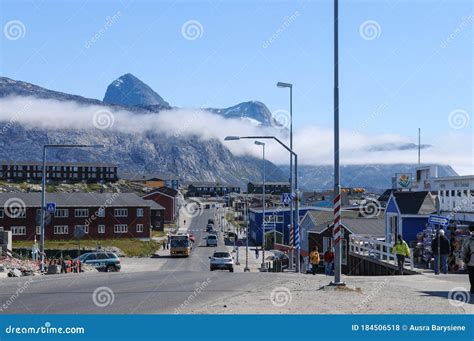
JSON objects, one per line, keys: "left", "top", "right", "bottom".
{"left": 332, "top": 0, "right": 344, "bottom": 285}
{"left": 244, "top": 195, "right": 250, "bottom": 272}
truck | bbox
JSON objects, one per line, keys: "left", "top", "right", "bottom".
{"left": 170, "top": 234, "right": 192, "bottom": 257}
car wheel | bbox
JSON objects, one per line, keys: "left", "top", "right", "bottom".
{"left": 106, "top": 265, "right": 116, "bottom": 272}
{"left": 210, "top": 267, "right": 214, "bottom": 271}
{"left": 229, "top": 268, "right": 234, "bottom": 272}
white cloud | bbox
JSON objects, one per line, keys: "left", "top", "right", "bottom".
{"left": 0, "top": 96, "right": 471, "bottom": 175}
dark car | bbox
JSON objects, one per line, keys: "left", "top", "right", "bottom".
{"left": 208, "top": 219, "right": 215, "bottom": 225}
{"left": 77, "top": 252, "right": 121, "bottom": 272}
{"left": 206, "top": 224, "right": 214, "bottom": 232}
{"left": 266, "top": 250, "right": 290, "bottom": 270}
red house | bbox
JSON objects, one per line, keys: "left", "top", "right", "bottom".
{"left": 142, "top": 187, "right": 179, "bottom": 223}
{"left": 0, "top": 192, "right": 164, "bottom": 241}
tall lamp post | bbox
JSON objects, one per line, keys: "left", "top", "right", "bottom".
{"left": 244, "top": 194, "right": 250, "bottom": 272}
{"left": 224, "top": 135, "right": 300, "bottom": 272}
{"left": 332, "top": 0, "right": 344, "bottom": 285}
{"left": 254, "top": 141, "right": 267, "bottom": 271}
{"left": 277, "top": 81, "right": 293, "bottom": 254}
{"left": 40, "top": 144, "right": 104, "bottom": 272}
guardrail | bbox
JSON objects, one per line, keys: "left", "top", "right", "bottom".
{"left": 349, "top": 234, "right": 414, "bottom": 270}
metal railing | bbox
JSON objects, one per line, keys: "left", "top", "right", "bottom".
{"left": 349, "top": 234, "right": 414, "bottom": 270}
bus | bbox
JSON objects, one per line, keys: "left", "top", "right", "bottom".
{"left": 170, "top": 234, "right": 192, "bottom": 257}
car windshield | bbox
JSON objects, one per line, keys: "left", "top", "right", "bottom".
{"left": 208, "top": 235, "right": 217, "bottom": 240}
{"left": 213, "top": 252, "right": 230, "bottom": 258}
{"left": 171, "top": 239, "right": 189, "bottom": 248}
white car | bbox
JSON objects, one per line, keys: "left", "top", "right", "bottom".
{"left": 209, "top": 251, "right": 234, "bottom": 272}
{"left": 206, "top": 234, "right": 218, "bottom": 247}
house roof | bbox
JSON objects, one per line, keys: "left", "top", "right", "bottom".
{"left": 144, "top": 200, "right": 165, "bottom": 210}
{"left": 378, "top": 189, "right": 395, "bottom": 203}
{"left": 248, "top": 182, "right": 290, "bottom": 186}
{"left": 340, "top": 218, "right": 385, "bottom": 236}
{"left": 392, "top": 191, "right": 436, "bottom": 215}
{"left": 305, "top": 209, "right": 360, "bottom": 234}
{"left": 0, "top": 192, "right": 155, "bottom": 208}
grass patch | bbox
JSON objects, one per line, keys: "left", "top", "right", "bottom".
{"left": 13, "top": 238, "right": 160, "bottom": 257}
{"left": 151, "top": 230, "right": 166, "bottom": 238}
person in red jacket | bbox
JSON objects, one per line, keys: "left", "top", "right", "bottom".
{"left": 323, "top": 248, "right": 335, "bottom": 276}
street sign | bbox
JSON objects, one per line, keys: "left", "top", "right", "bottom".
{"left": 46, "top": 202, "right": 56, "bottom": 214}
{"left": 35, "top": 210, "right": 51, "bottom": 225}
{"left": 282, "top": 193, "right": 292, "bottom": 205}
{"left": 74, "top": 226, "right": 86, "bottom": 240}
{"left": 429, "top": 215, "right": 449, "bottom": 226}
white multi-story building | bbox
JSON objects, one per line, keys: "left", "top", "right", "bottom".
{"left": 410, "top": 166, "right": 474, "bottom": 224}
{"left": 435, "top": 175, "right": 474, "bottom": 222}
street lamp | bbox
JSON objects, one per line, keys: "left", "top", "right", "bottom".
{"left": 244, "top": 194, "right": 250, "bottom": 272}
{"left": 277, "top": 81, "right": 293, "bottom": 261}
{"left": 224, "top": 135, "right": 300, "bottom": 272}
{"left": 40, "top": 144, "right": 105, "bottom": 272}
{"left": 254, "top": 141, "right": 267, "bottom": 271}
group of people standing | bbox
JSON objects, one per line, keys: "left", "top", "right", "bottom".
{"left": 309, "top": 246, "right": 334, "bottom": 276}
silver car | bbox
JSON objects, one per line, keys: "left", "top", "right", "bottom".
{"left": 209, "top": 251, "right": 234, "bottom": 272}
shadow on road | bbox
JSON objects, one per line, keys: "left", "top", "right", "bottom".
{"left": 420, "top": 291, "right": 474, "bottom": 305}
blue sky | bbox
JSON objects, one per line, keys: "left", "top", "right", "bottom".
{"left": 0, "top": 0, "right": 472, "bottom": 172}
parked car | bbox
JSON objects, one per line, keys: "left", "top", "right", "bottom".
{"left": 209, "top": 251, "right": 234, "bottom": 272}
{"left": 77, "top": 252, "right": 121, "bottom": 272}
{"left": 206, "top": 234, "right": 218, "bottom": 247}
{"left": 266, "top": 250, "right": 290, "bottom": 270}
{"left": 206, "top": 224, "right": 214, "bottom": 232}
{"left": 208, "top": 218, "right": 215, "bottom": 225}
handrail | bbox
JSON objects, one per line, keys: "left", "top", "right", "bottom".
{"left": 349, "top": 234, "right": 414, "bottom": 270}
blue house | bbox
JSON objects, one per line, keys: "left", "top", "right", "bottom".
{"left": 384, "top": 191, "right": 437, "bottom": 245}
{"left": 249, "top": 206, "right": 318, "bottom": 246}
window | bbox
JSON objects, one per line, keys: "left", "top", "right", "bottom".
{"left": 11, "top": 226, "right": 26, "bottom": 235}
{"left": 137, "top": 208, "right": 144, "bottom": 217}
{"left": 114, "top": 208, "right": 128, "bottom": 217}
{"left": 36, "top": 226, "right": 41, "bottom": 235}
{"left": 98, "top": 225, "right": 105, "bottom": 234}
{"left": 75, "top": 209, "right": 89, "bottom": 218}
{"left": 54, "top": 225, "right": 68, "bottom": 235}
{"left": 136, "top": 224, "right": 144, "bottom": 232}
{"left": 114, "top": 224, "right": 128, "bottom": 233}
{"left": 54, "top": 208, "right": 68, "bottom": 218}
{"left": 75, "top": 225, "right": 88, "bottom": 234}
{"left": 97, "top": 208, "right": 105, "bottom": 217}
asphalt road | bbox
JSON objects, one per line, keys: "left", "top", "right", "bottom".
{"left": 0, "top": 206, "right": 272, "bottom": 314}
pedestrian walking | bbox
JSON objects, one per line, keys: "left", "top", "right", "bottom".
{"left": 162, "top": 240, "right": 167, "bottom": 250}
{"left": 461, "top": 224, "right": 474, "bottom": 294}
{"left": 431, "top": 229, "right": 450, "bottom": 275}
{"left": 392, "top": 234, "right": 410, "bottom": 275}
{"left": 309, "top": 247, "right": 320, "bottom": 275}
{"left": 323, "top": 248, "right": 335, "bottom": 276}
